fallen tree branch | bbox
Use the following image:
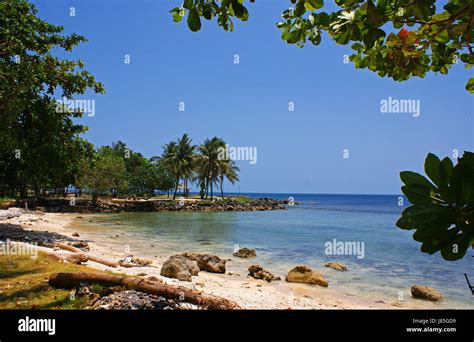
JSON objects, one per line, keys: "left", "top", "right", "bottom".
{"left": 54, "top": 242, "right": 118, "bottom": 268}
{"left": 49, "top": 272, "right": 241, "bottom": 310}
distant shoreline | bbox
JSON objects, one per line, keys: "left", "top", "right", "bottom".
{"left": 5, "top": 197, "right": 291, "bottom": 214}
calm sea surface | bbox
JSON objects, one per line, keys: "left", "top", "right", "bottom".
{"left": 77, "top": 193, "right": 474, "bottom": 308}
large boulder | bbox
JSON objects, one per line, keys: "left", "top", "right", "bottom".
{"left": 248, "top": 265, "right": 281, "bottom": 282}
{"left": 233, "top": 247, "right": 256, "bottom": 258}
{"left": 324, "top": 262, "right": 347, "bottom": 271}
{"left": 286, "top": 265, "right": 328, "bottom": 287}
{"left": 181, "top": 252, "right": 226, "bottom": 273}
{"left": 160, "top": 255, "right": 199, "bottom": 281}
{"left": 411, "top": 285, "right": 443, "bottom": 302}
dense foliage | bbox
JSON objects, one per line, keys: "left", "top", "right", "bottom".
{"left": 170, "top": 0, "right": 474, "bottom": 92}
{"left": 0, "top": 0, "right": 104, "bottom": 197}
{"left": 397, "top": 152, "right": 474, "bottom": 261}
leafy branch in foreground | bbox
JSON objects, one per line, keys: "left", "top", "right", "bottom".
{"left": 169, "top": 0, "right": 474, "bottom": 92}
{"left": 397, "top": 152, "right": 474, "bottom": 261}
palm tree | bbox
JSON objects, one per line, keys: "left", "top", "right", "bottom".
{"left": 161, "top": 134, "right": 196, "bottom": 199}
{"left": 198, "top": 137, "right": 225, "bottom": 200}
{"left": 218, "top": 159, "right": 239, "bottom": 199}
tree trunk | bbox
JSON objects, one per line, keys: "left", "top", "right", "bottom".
{"left": 20, "top": 185, "right": 27, "bottom": 199}
{"left": 49, "top": 272, "right": 241, "bottom": 310}
{"left": 220, "top": 178, "right": 224, "bottom": 199}
{"left": 173, "top": 177, "right": 179, "bottom": 200}
{"left": 92, "top": 193, "right": 98, "bottom": 206}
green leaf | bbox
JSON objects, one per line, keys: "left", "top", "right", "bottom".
{"left": 432, "top": 12, "right": 451, "bottom": 22}
{"left": 466, "top": 78, "right": 474, "bottom": 93}
{"left": 440, "top": 233, "right": 469, "bottom": 261}
{"left": 231, "top": 0, "right": 249, "bottom": 21}
{"left": 399, "top": 204, "right": 454, "bottom": 228}
{"left": 309, "top": 0, "right": 323, "bottom": 10}
{"left": 287, "top": 29, "right": 303, "bottom": 44}
{"left": 400, "top": 171, "right": 436, "bottom": 190}
{"left": 294, "top": 2, "right": 306, "bottom": 17}
{"left": 187, "top": 8, "right": 201, "bottom": 32}
{"left": 424, "top": 153, "right": 442, "bottom": 187}
{"left": 366, "top": 0, "right": 384, "bottom": 27}
{"left": 170, "top": 8, "right": 184, "bottom": 23}
{"left": 183, "top": 0, "right": 194, "bottom": 10}
{"left": 401, "top": 184, "right": 439, "bottom": 204}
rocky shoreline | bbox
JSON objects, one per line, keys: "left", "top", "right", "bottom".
{"left": 11, "top": 197, "right": 292, "bottom": 213}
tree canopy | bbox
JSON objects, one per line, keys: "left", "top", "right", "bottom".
{"left": 170, "top": 0, "right": 474, "bottom": 92}
{"left": 0, "top": 0, "right": 104, "bottom": 197}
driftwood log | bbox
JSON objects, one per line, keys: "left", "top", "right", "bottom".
{"left": 49, "top": 272, "right": 241, "bottom": 310}
{"left": 54, "top": 243, "right": 119, "bottom": 268}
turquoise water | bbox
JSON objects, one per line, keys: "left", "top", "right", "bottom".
{"left": 78, "top": 194, "right": 474, "bottom": 308}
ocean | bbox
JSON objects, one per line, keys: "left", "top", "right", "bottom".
{"left": 76, "top": 193, "right": 474, "bottom": 309}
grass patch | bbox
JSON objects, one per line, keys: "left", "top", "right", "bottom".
{"left": 0, "top": 197, "right": 17, "bottom": 209}
{"left": 231, "top": 196, "right": 253, "bottom": 203}
{"left": 0, "top": 252, "right": 115, "bottom": 309}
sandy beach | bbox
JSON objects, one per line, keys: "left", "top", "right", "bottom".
{"left": 0, "top": 210, "right": 451, "bottom": 310}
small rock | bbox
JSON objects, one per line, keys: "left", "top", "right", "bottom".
{"left": 324, "top": 262, "right": 347, "bottom": 271}
{"left": 233, "top": 247, "right": 256, "bottom": 258}
{"left": 72, "top": 232, "right": 80, "bottom": 237}
{"left": 248, "top": 265, "right": 280, "bottom": 282}
{"left": 411, "top": 285, "right": 443, "bottom": 302}
{"left": 286, "top": 265, "right": 328, "bottom": 287}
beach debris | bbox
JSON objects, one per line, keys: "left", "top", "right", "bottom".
{"left": 285, "top": 265, "right": 329, "bottom": 287}
{"left": 324, "top": 262, "right": 347, "bottom": 271}
{"left": 65, "top": 253, "right": 89, "bottom": 265}
{"left": 248, "top": 265, "right": 281, "bottom": 282}
{"left": 67, "top": 240, "right": 90, "bottom": 252}
{"left": 227, "top": 272, "right": 240, "bottom": 277}
{"left": 411, "top": 285, "right": 443, "bottom": 302}
{"left": 160, "top": 255, "right": 200, "bottom": 281}
{"left": 233, "top": 247, "right": 257, "bottom": 258}
{"left": 55, "top": 242, "right": 119, "bottom": 268}
{"left": 75, "top": 282, "right": 100, "bottom": 304}
{"left": 118, "top": 255, "right": 153, "bottom": 268}
{"left": 72, "top": 232, "right": 80, "bottom": 237}
{"left": 49, "top": 272, "right": 241, "bottom": 309}
{"left": 93, "top": 290, "right": 179, "bottom": 310}
{"left": 181, "top": 252, "right": 226, "bottom": 273}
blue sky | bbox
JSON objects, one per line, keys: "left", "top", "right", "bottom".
{"left": 33, "top": 0, "right": 473, "bottom": 194}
